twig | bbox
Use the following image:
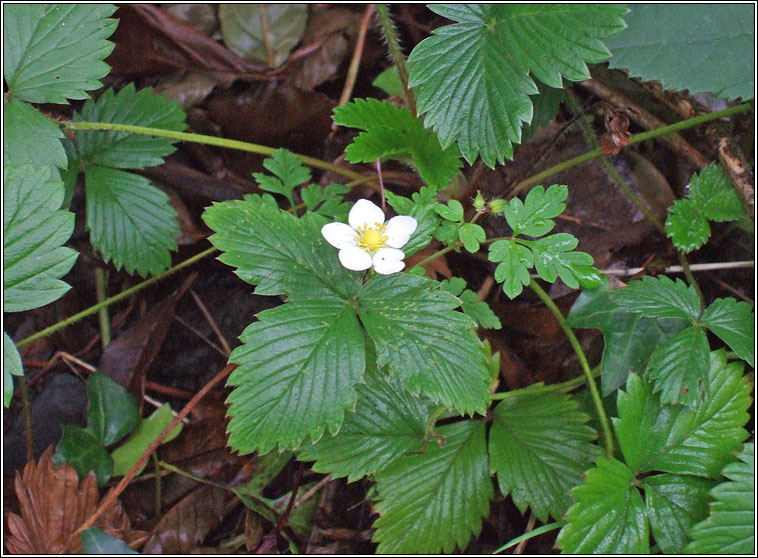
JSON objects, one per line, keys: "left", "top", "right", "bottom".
{"left": 515, "top": 513, "right": 537, "bottom": 554}
{"left": 588, "top": 260, "right": 754, "bottom": 277}
{"left": 294, "top": 474, "right": 332, "bottom": 508}
{"left": 190, "top": 289, "right": 231, "bottom": 356}
{"left": 174, "top": 315, "right": 228, "bottom": 357}
{"left": 18, "top": 374, "right": 34, "bottom": 463}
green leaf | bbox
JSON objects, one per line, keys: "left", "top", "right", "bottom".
{"left": 3, "top": 98, "right": 67, "bottom": 170}
{"left": 333, "top": 98, "right": 462, "bottom": 191}
{"left": 301, "top": 183, "right": 350, "bottom": 220}
{"left": 372, "top": 64, "right": 406, "bottom": 97}
{"left": 689, "top": 163, "right": 746, "bottom": 222}
{"left": 3, "top": 4, "right": 117, "bottom": 103}
{"left": 701, "top": 297, "right": 755, "bottom": 366}
{"left": 642, "top": 474, "right": 714, "bottom": 554}
{"left": 435, "top": 199, "right": 465, "bottom": 222}
{"left": 489, "top": 387, "right": 600, "bottom": 522}
{"left": 528, "top": 233, "right": 602, "bottom": 289}
{"left": 611, "top": 275, "right": 701, "bottom": 320}
{"left": 3, "top": 332, "right": 24, "bottom": 407}
{"left": 568, "top": 276, "right": 689, "bottom": 395}
{"left": 504, "top": 185, "right": 568, "bottom": 237}
{"left": 488, "top": 239, "right": 533, "bottom": 298}
{"left": 373, "top": 420, "right": 493, "bottom": 553}
{"left": 409, "top": 5, "right": 627, "bottom": 165}
{"left": 81, "top": 528, "right": 138, "bottom": 554}
{"left": 607, "top": 4, "right": 753, "bottom": 101}
{"left": 70, "top": 84, "right": 187, "bottom": 169}
{"left": 218, "top": 4, "right": 308, "bottom": 67}
{"left": 644, "top": 325, "right": 710, "bottom": 406}
{"left": 203, "top": 199, "right": 361, "bottom": 300}
{"left": 226, "top": 298, "right": 365, "bottom": 454}
{"left": 54, "top": 425, "right": 113, "bottom": 486}
{"left": 253, "top": 148, "right": 311, "bottom": 207}
{"left": 614, "top": 354, "right": 751, "bottom": 478}
{"left": 357, "top": 274, "right": 491, "bottom": 415}
{"left": 3, "top": 163, "right": 77, "bottom": 312}
{"left": 297, "top": 367, "right": 431, "bottom": 482}
{"left": 440, "top": 278, "right": 502, "bottom": 330}
{"left": 522, "top": 80, "right": 566, "bottom": 142}
{"left": 86, "top": 372, "right": 140, "bottom": 446}
{"left": 84, "top": 166, "right": 178, "bottom": 277}
{"left": 665, "top": 198, "right": 711, "bottom": 253}
{"left": 111, "top": 403, "right": 183, "bottom": 476}
{"left": 458, "top": 222, "right": 486, "bottom": 253}
{"left": 556, "top": 457, "right": 648, "bottom": 554}
{"left": 686, "top": 443, "right": 755, "bottom": 554}
{"left": 385, "top": 186, "right": 439, "bottom": 256}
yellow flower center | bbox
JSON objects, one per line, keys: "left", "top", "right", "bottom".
{"left": 356, "top": 222, "right": 388, "bottom": 252}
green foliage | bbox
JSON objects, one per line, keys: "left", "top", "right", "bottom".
{"left": 85, "top": 372, "right": 140, "bottom": 446}
{"left": 489, "top": 387, "right": 600, "bottom": 522}
{"left": 373, "top": 420, "right": 492, "bottom": 553}
{"left": 700, "top": 295, "right": 755, "bottom": 367}
{"left": 3, "top": 97, "right": 67, "bottom": 170}
{"left": 439, "top": 277, "right": 501, "bottom": 329}
{"left": 55, "top": 425, "right": 114, "bottom": 486}
{"left": 301, "top": 183, "right": 351, "bottom": 220}
{"left": 611, "top": 275, "right": 701, "bottom": 320}
{"left": 253, "top": 148, "right": 311, "bottom": 208}
{"left": 408, "top": 4, "right": 627, "bottom": 166}
{"left": 81, "top": 528, "right": 138, "bottom": 555}
{"left": 685, "top": 443, "right": 755, "bottom": 554}
{"left": 111, "top": 404, "right": 182, "bottom": 476}
{"left": 333, "top": 98, "right": 462, "bottom": 190}
{"left": 607, "top": 4, "right": 754, "bottom": 101}
{"left": 503, "top": 184, "right": 567, "bottom": 237}
{"left": 385, "top": 186, "right": 439, "bottom": 256}
{"left": 3, "top": 332, "right": 24, "bottom": 407}
{"left": 666, "top": 163, "right": 747, "bottom": 252}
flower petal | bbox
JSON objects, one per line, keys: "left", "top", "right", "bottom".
{"left": 384, "top": 215, "right": 418, "bottom": 248}
{"left": 349, "top": 199, "right": 385, "bottom": 231}
{"left": 338, "top": 245, "right": 373, "bottom": 271}
{"left": 321, "top": 222, "right": 358, "bottom": 249}
{"left": 372, "top": 247, "right": 406, "bottom": 275}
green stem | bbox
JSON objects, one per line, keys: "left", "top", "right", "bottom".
{"left": 492, "top": 521, "right": 567, "bottom": 554}
{"left": 95, "top": 267, "right": 111, "bottom": 350}
{"left": 490, "top": 365, "right": 601, "bottom": 400}
{"left": 16, "top": 246, "right": 218, "bottom": 349}
{"left": 678, "top": 252, "right": 706, "bottom": 311}
{"left": 375, "top": 4, "right": 417, "bottom": 115}
{"left": 528, "top": 279, "right": 614, "bottom": 458}
{"left": 413, "top": 241, "right": 461, "bottom": 269}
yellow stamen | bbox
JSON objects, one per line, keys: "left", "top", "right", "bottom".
{"left": 356, "top": 222, "right": 388, "bottom": 252}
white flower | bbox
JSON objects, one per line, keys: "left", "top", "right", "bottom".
{"left": 321, "top": 199, "right": 417, "bottom": 274}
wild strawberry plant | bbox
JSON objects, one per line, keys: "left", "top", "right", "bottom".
{"left": 3, "top": 3, "right": 754, "bottom": 554}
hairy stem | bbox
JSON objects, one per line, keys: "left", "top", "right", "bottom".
{"left": 375, "top": 4, "right": 417, "bottom": 114}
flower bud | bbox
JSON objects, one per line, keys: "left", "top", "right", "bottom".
{"left": 488, "top": 198, "right": 507, "bottom": 213}
{"left": 472, "top": 191, "right": 486, "bottom": 212}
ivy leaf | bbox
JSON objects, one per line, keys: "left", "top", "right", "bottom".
{"left": 665, "top": 198, "right": 711, "bottom": 253}
{"left": 333, "top": 98, "right": 462, "bottom": 191}
{"left": 701, "top": 297, "right": 755, "bottom": 366}
{"left": 440, "top": 277, "right": 501, "bottom": 330}
{"left": 642, "top": 474, "right": 714, "bottom": 554}
{"left": 69, "top": 84, "right": 187, "bottom": 169}
{"left": 556, "top": 457, "right": 648, "bottom": 554}
{"left": 489, "top": 387, "right": 600, "bottom": 522}
{"left": 373, "top": 420, "right": 493, "bottom": 553}
{"left": 488, "top": 239, "right": 533, "bottom": 298}
{"left": 529, "top": 233, "right": 602, "bottom": 289}
{"left": 3, "top": 98, "right": 67, "bottom": 170}
{"left": 685, "top": 443, "right": 755, "bottom": 554}
{"left": 3, "top": 163, "right": 77, "bottom": 312}
{"left": 296, "top": 367, "right": 431, "bottom": 482}
{"left": 358, "top": 274, "right": 491, "bottom": 415}
{"left": 504, "top": 185, "right": 568, "bottom": 237}
{"left": 644, "top": 325, "right": 710, "bottom": 406}
{"left": 81, "top": 528, "right": 139, "bottom": 555}
{"left": 385, "top": 186, "right": 439, "bottom": 256}
{"left": 689, "top": 163, "right": 746, "bottom": 222}
{"left": 611, "top": 275, "right": 701, "bottom": 320}
{"left": 409, "top": 5, "right": 627, "bottom": 165}
{"left": 54, "top": 425, "right": 113, "bottom": 487}
{"left": 252, "top": 148, "right": 311, "bottom": 208}
{"left": 568, "top": 276, "right": 689, "bottom": 395}
{"left": 85, "top": 372, "right": 140, "bottom": 447}
{"left": 458, "top": 223, "right": 486, "bottom": 253}
{"left": 607, "top": 4, "right": 753, "bottom": 101}
{"left": 226, "top": 299, "right": 365, "bottom": 454}
{"left": 84, "top": 167, "right": 178, "bottom": 277}
{"left": 3, "top": 332, "right": 24, "bottom": 407}
{"left": 204, "top": 199, "right": 362, "bottom": 301}
{"left": 614, "top": 353, "right": 751, "bottom": 478}
{"left": 3, "top": 4, "right": 117, "bottom": 103}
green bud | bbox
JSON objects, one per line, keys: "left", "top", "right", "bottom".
{"left": 473, "top": 190, "right": 486, "bottom": 211}
{"left": 488, "top": 198, "right": 507, "bottom": 213}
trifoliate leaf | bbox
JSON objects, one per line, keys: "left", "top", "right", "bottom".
{"left": 253, "top": 148, "right": 311, "bottom": 208}
{"left": 54, "top": 425, "right": 113, "bottom": 487}
{"left": 686, "top": 443, "right": 754, "bottom": 554}
{"left": 701, "top": 297, "right": 755, "bottom": 366}
{"left": 373, "top": 420, "right": 492, "bottom": 553}
{"left": 3, "top": 332, "right": 23, "bottom": 407}
{"left": 204, "top": 198, "right": 361, "bottom": 300}
{"left": 458, "top": 223, "right": 486, "bottom": 253}
{"left": 556, "top": 457, "right": 648, "bottom": 554}
{"left": 333, "top": 98, "right": 462, "bottom": 191}
{"left": 528, "top": 233, "right": 602, "bottom": 289}
{"left": 435, "top": 199, "right": 464, "bottom": 222}
{"left": 504, "top": 185, "right": 568, "bottom": 237}
{"left": 611, "top": 275, "right": 701, "bottom": 320}
{"left": 689, "top": 163, "right": 747, "bottom": 222}
{"left": 385, "top": 186, "right": 439, "bottom": 256}
{"left": 84, "top": 166, "right": 178, "bottom": 277}
{"left": 3, "top": 4, "right": 117, "bottom": 103}
{"left": 568, "top": 276, "right": 689, "bottom": 395}
{"left": 297, "top": 368, "right": 431, "bottom": 482}
{"left": 614, "top": 354, "right": 751, "bottom": 478}
{"left": 409, "top": 5, "right": 627, "bottom": 165}
{"left": 227, "top": 298, "right": 364, "bottom": 454}
{"left": 3, "top": 98, "right": 67, "bottom": 170}
{"left": 3, "top": 163, "right": 77, "bottom": 312}
{"left": 644, "top": 325, "right": 710, "bottom": 406}
{"left": 85, "top": 372, "right": 140, "bottom": 447}
{"left": 111, "top": 404, "right": 183, "bottom": 476}
{"left": 81, "top": 528, "right": 138, "bottom": 555}
{"left": 665, "top": 198, "right": 711, "bottom": 253}
{"left": 357, "top": 274, "right": 491, "bottom": 415}
{"left": 488, "top": 239, "right": 533, "bottom": 298}
{"left": 69, "top": 84, "right": 187, "bottom": 169}
{"left": 642, "top": 473, "right": 714, "bottom": 554}
{"left": 607, "top": 4, "right": 753, "bottom": 101}
{"left": 440, "top": 278, "right": 502, "bottom": 330}
{"left": 489, "top": 387, "right": 600, "bottom": 522}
